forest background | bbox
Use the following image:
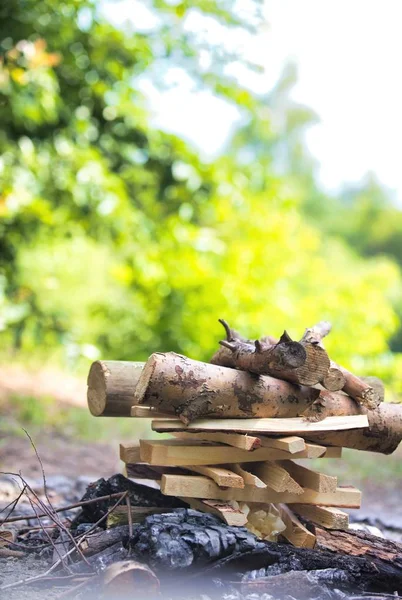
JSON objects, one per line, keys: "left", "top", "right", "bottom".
{"left": 1, "top": 0, "right": 402, "bottom": 445}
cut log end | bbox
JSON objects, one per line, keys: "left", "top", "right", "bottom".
{"left": 87, "top": 361, "right": 108, "bottom": 416}
{"left": 88, "top": 360, "right": 144, "bottom": 417}
{"left": 322, "top": 367, "right": 346, "bottom": 392}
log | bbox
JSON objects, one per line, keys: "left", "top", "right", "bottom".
{"left": 212, "top": 320, "right": 330, "bottom": 387}
{"left": 134, "top": 352, "right": 320, "bottom": 423}
{"left": 151, "top": 415, "right": 368, "bottom": 435}
{"left": 87, "top": 360, "right": 144, "bottom": 417}
{"left": 102, "top": 560, "right": 160, "bottom": 599}
{"left": 314, "top": 526, "right": 402, "bottom": 564}
{"left": 80, "top": 525, "right": 130, "bottom": 556}
{"left": 322, "top": 367, "right": 346, "bottom": 392}
{"left": 306, "top": 402, "right": 402, "bottom": 454}
{"left": 337, "top": 365, "right": 381, "bottom": 410}
{"left": 299, "top": 320, "right": 381, "bottom": 408}
{"left": 160, "top": 475, "right": 362, "bottom": 507}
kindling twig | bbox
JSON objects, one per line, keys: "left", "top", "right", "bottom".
{"left": 1, "top": 490, "right": 127, "bottom": 525}
{"left": 0, "top": 491, "right": 129, "bottom": 591}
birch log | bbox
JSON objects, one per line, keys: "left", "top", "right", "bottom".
{"left": 134, "top": 352, "right": 320, "bottom": 424}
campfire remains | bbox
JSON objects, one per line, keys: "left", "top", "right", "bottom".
{"left": 87, "top": 320, "right": 402, "bottom": 549}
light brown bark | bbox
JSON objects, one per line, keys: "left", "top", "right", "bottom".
{"left": 134, "top": 352, "right": 320, "bottom": 424}
{"left": 211, "top": 321, "right": 330, "bottom": 387}
{"left": 87, "top": 360, "right": 144, "bottom": 417}
{"left": 306, "top": 402, "right": 402, "bottom": 454}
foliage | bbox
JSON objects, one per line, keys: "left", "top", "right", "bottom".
{"left": 1, "top": 0, "right": 402, "bottom": 399}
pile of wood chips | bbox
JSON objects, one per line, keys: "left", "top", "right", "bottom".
{"left": 87, "top": 320, "right": 402, "bottom": 550}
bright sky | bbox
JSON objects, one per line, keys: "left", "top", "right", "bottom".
{"left": 102, "top": 0, "right": 402, "bottom": 203}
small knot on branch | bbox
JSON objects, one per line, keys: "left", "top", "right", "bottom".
{"left": 219, "top": 340, "right": 236, "bottom": 352}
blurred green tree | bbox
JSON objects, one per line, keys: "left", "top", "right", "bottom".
{"left": 1, "top": 0, "right": 402, "bottom": 397}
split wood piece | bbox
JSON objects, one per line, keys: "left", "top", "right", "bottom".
{"left": 120, "top": 445, "right": 141, "bottom": 464}
{"left": 134, "top": 352, "right": 320, "bottom": 424}
{"left": 160, "top": 475, "right": 362, "bottom": 508}
{"left": 212, "top": 320, "right": 330, "bottom": 387}
{"left": 249, "top": 462, "right": 304, "bottom": 495}
{"left": 131, "top": 406, "right": 174, "bottom": 419}
{"left": 277, "top": 504, "right": 316, "bottom": 548}
{"left": 171, "top": 431, "right": 261, "bottom": 451}
{"left": 132, "top": 439, "right": 337, "bottom": 467}
{"left": 183, "top": 465, "right": 245, "bottom": 489}
{"left": 106, "top": 506, "right": 182, "bottom": 528}
{"left": 87, "top": 360, "right": 144, "bottom": 417}
{"left": 306, "top": 402, "right": 402, "bottom": 454}
{"left": 292, "top": 504, "right": 349, "bottom": 530}
{"left": 257, "top": 436, "right": 305, "bottom": 454}
{"left": 151, "top": 415, "right": 369, "bottom": 435}
{"left": 228, "top": 464, "right": 267, "bottom": 488}
{"left": 181, "top": 498, "right": 248, "bottom": 526}
{"left": 277, "top": 461, "right": 338, "bottom": 493}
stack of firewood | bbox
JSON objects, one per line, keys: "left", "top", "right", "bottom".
{"left": 87, "top": 320, "right": 402, "bottom": 549}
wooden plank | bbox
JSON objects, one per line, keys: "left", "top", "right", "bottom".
{"left": 160, "top": 475, "right": 362, "bottom": 508}
{"left": 131, "top": 405, "right": 174, "bottom": 418}
{"left": 229, "top": 464, "right": 267, "bottom": 488}
{"left": 125, "top": 463, "right": 186, "bottom": 480}
{"left": 134, "top": 439, "right": 340, "bottom": 467}
{"left": 277, "top": 504, "right": 316, "bottom": 548}
{"left": 292, "top": 504, "right": 349, "bottom": 530}
{"left": 250, "top": 462, "right": 304, "bottom": 495}
{"left": 258, "top": 436, "right": 306, "bottom": 454}
{"left": 278, "top": 461, "right": 338, "bottom": 493}
{"left": 151, "top": 415, "right": 369, "bottom": 434}
{"left": 171, "top": 431, "right": 261, "bottom": 451}
{"left": 184, "top": 465, "right": 244, "bottom": 488}
{"left": 181, "top": 498, "right": 247, "bottom": 526}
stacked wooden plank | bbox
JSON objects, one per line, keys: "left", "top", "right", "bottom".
{"left": 87, "top": 320, "right": 402, "bottom": 549}
{"left": 117, "top": 413, "right": 368, "bottom": 548}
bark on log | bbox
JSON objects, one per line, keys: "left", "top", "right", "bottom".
{"left": 134, "top": 352, "right": 320, "bottom": 424}
{"left": 314, "top": 526, "right": 402, "bottom": 565}
{"left": 306, "top": 402, "right": 402, "bottom": 454}
{"left": 337, "top": 364, "right": 381, "bottom": 410}
{"left": 211, "top": 320, "right": 330, "bottom": 387}
{"left": 87, "top": 360, "right": 144, "bottom": 416}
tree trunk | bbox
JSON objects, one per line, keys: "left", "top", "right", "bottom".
{"left": 87, "top": 360, "right": 144, "bottom": 417}
{"left": 134, "top": 352, "right": 320, "bottom": 424}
